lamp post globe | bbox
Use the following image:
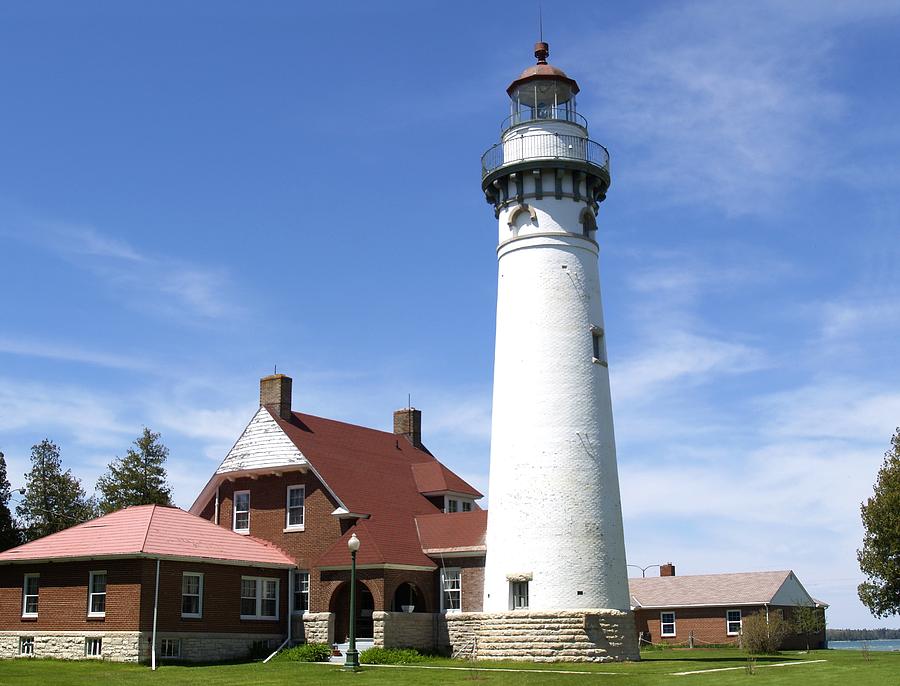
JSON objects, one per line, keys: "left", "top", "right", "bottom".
{"left": 343, "top": 533, "right": 361, "bottom": 670}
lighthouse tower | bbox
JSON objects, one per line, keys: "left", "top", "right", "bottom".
{"left": 481, "top": 42, "right": 630, "bottom": 614}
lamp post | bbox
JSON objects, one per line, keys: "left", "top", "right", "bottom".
{"left": 627, "top": 564, "right": 661, "bottom": 578}
{"left": 343, "top": 533, "right": 361, "bottom": 671}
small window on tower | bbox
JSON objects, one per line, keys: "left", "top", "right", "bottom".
{"left": 591, "top": 326, "right": 607, "bottom": 366}
{"left": 510, "top": 581, "right": 529, "bottom": 610}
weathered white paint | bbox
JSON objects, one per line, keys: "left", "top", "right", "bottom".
{"left": 482, "top": 78, "right": 630, "bottom": 613}
{"left": 216, "top": 407, "right": 307, "bottom": 474}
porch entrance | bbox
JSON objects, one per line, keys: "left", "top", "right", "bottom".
{"left": 330, "top": 582, "right": 374, "bottom": 644}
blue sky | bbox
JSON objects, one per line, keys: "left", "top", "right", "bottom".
{"left": 1, "top": 1, "right": 899, "bottom": 629}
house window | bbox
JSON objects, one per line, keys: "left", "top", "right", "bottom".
{"left": 511, "top": 581, "right": 529, "bottom": 610}
{"left": 726, "top": 609, "right": 742, "bottom": 635}
{"left": 161, "top": 638, "right": 181, "bottom": 658}
{"left": 22, "top": 574, "right": 39, "bottom": 617}
{"left": 88, "top": 571, "right": 107, "bottom": 617}
{"left": 182, "top": 573, "right": 203, "bottom": 618}
{"left": 462, "top": 501, "right": 472, "bottom": 512}
{"left": 447, "top": 499, "right": 458, "bottom": 513}
{"left": 19, "top": 636, "right": 34, "bottom": 656}
{"left": 241, "top": 577, "right": 279, "bottom": 620}
{"left": 591, "top": 326, "right": 607, "bottom": 365}
{"left": 293, "top": 571, "right": 309, "bottom": 614}
{"left": 85, "top": 637, "right": 102, "bottom": 657}
{"left": 286, "top": 485, "right": 305, "bottom": 530}
{"left": 441, "top": 568, "right": 461, "bottom": 613}
{"left": 233, "top": 490, "right": 250, "bottom": 533}
{"left": 660, "top": 611, "right": 676, "bottom": 637}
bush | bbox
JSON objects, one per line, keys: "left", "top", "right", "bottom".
{"left": 278, "top": 642, "right": 333, "bottom": 662}
{"left": 360, "top": 647, "right": 425, "bottom": 664}
{"left": 742, "top": 611, "right": 788, "bottom": 654}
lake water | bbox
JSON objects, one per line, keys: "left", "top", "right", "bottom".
{"left": 829, "top": 639, "right": 900, "bottom": 652}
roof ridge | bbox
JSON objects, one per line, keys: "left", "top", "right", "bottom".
{"left": 140, "top": 504, "right": 156, "bottom": 553}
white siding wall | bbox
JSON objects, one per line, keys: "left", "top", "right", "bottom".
{"left": 216, "top": 408, "right": 307, "bottom": 474}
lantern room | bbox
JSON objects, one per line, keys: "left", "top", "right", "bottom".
{"left": 504, "top": 42, "right": 584, "bottom": 132}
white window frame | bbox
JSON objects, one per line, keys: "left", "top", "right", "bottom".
{"left": 726, "top": 609, "right": 742, "bottom": 636}
{"left": 462, "top": 501, "right": 472, "bottom": 512}
{"left": 181, "top": 572, "right": 203, "bottom": 618}
{"left": 22, "top": 573, "right": 39, "bottom": 618}
{"left": 591, "top": 325, "right": 607, "bottom": 366}
{"left": 292, "top": 570, "right": 310, "bottom": 615}
{"left": 510, "top": 580, "right": 529, "bottom": 610}
{"left": 447, "top": 498, "right": 458, "bottom": 513}
{"left": 87, "top": 571, "right": 107, "bottom": 618}
{"left": 19, "top": 636, "right": 34, "bottom": 656}
{"left": 160, "top": 638, "right": 181, "bottom": 658}
{"left": 240, "top": 576, "right": 279, "bottom": 620}
{"left": 440, "top": 567, "right": 462, "bottom": 613}
{"left": 233, "top": 490, "right": 250, "bottom": 533}
{"left": 285, "top": 485, "right": 305, "bottom": 531}
{"left": 660, "top": 611, "right": 676, "bottom": 637}
{"left": 85, "top": 637, "right": 102, "bottom": 657}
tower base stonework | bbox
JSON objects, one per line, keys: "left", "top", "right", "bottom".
{"left": 439, "top": 610, "right": 639, "bottom": 662}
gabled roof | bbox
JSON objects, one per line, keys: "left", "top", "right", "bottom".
{"left": 629, "top": 570, "right": 824, "bottom": 609}
{"left": 0, "top": 505, "right": 295, "bottom": 569}
{"left": 415, "top": 510, "right": 487, "bottom": 555}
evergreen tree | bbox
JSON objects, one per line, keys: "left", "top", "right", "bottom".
{"left": 858, "top": 427, "right": 900, "bottom": 618}
{"left": 16, "top": 439, "right": 97, "bottom": 541}
{"left": 0, "top": 451, "right": 22, "bottom": 550}
{"left": 96, "top": 428, "right": 173, "bottom": 514}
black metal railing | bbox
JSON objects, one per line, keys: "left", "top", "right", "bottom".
{"left": 500, "top": 107, "right": 589, "bottom": 133}
{"left": 481, "top": 133, "right": 609, "bottom": 178}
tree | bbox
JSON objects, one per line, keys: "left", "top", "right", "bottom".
{"left": 0, "top": 450, "right": 22, "bottom": 550}
{"left": 858, "top": 427, "right": 900, "bottom": 618}
{"left": 792, "top": 605, "right": 825, "bottom": 651}
{"left": 96, "top": 428, "right": 173, "bottom": 514}
{"left": 16, "top": 439, "right": 97, "bottom": 541}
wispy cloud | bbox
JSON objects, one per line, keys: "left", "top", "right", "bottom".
{"left": 572, "top": 1, "right": 900, "bottom": 214}
{"left": 6, "top": 217, "right": 242, "bottom": 322}
{"left": 0, "top": 336, "right": 155, "bottom": 372}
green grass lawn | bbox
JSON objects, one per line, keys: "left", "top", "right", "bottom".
{"left": 0, "top": 649, "right": 896, "bottom": 685}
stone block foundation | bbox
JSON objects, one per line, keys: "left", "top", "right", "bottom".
{"left": 441, "top": 610, "right": 640, "bottom": 662}
{"left": 0, "top": 630, "right": 284, "bottom": 663}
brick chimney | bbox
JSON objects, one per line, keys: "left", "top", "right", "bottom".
{"left": 260, "top": 374, "right": 292, "bottom": 421}
{"left": 660, "top": 562, "right": 676, "bottom": 577}
{"left": 393, "top": 407, "right": 422, "bottom": 448}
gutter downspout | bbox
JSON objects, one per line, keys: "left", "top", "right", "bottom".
{"left": 151, "top": 558, "right": 161, "bottom": 670}
{"left": 262, "top": 567, "right": 296, "bottom": 664}
{"left": 214, "top": 485, "right": 220, "bottom": 525}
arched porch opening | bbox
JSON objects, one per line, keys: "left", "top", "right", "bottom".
{"left": 329, "top": 581, "right": 375, "bottom": 644}
{"left": 391, "top": 582, "right": 426, "bottom": 613}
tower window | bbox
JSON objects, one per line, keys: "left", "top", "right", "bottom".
{"left": 591, "top": 326, "right": 607, "bottom": 366}
{"left": 510, "top": 581, "right": 529, "bottom": 610}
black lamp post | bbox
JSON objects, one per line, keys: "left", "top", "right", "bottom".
{"left": 343, "top": 533, "right": 361, "bottom": 670}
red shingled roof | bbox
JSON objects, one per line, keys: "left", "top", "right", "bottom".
{"left": 0, "top": 505, "right": 295, "bottom": 568}
{"left": 415, "top": 510, "right": 487, "bottom": 554}
{"left": 272, "top": 412, "right": 483, "bottom": 568}
{"left": 411, "top": 462, "right": 483, "bottom": 498}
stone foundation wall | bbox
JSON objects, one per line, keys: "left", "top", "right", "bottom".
{"left": 440, "top": 610, "right": 639, "bottom": 663}
{"left": 0, "top": 631, "right": 142, "bottom": 662}
{"left": 301, "top": 612, "right": 334, "bottom": 645}
{"left": 0, "top": 630, "right": 284, "bottom": 663}
{"left": 373, "top": 611, "right": 435, "bottom": 651}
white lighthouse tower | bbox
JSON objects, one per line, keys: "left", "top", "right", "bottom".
{"left": 481, "top": 42, "right": 631, "bottom": 615}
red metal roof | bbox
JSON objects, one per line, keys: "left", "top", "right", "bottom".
{"left": 0, "top": 505, "right": 295, "bottom": 568}
{"left": 415, "top": 510, "right": 487, "bottom": 554}
{"left": 273, "top": 412, "right": 483, "bottom": 568}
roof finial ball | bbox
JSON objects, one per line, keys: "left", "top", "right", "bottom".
{"left": 534, "top": 41, "right": 550, "bottom": 64}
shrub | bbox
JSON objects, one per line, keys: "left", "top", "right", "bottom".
{"left": 360, "top": 647, "right": 425, "bottom": 664}
{"left": 742, "top": 611, "right": 788, "bottom": 654}
{"left": 278, "top": 642, "right": 333, "bottom": 662}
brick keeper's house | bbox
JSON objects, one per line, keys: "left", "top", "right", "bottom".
{"left": 0, "top": 504, "right": 296, "bottom": 662}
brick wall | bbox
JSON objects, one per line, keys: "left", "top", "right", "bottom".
{"left": 634, "top": 605, "right": 826, "bottom": 649}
